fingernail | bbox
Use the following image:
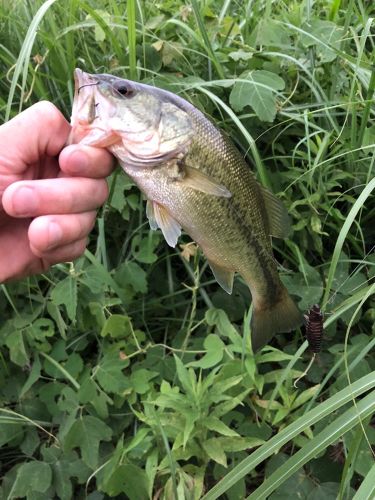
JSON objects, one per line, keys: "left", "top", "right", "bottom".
{"left": 12, "top": 186, "right": 38, "bottom": 216}
{"left": 68, "top": 149, "right": 89, "bottom": 172}
{"left": 47, "top": 222, "right": 63, "bottom": 248}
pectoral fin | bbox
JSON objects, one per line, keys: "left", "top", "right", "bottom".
{"left": 208, "top": 260, "right": 234, "bottom": 294}
{"left": 180, "top": 166, "right": 231, "bottom": 198}
{"left": 146, "top": 200, "right": 181, "bottom": 248}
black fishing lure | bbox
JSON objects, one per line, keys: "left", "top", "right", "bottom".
{"left": 304, "top": 304, "right": 324, "bottom": 353}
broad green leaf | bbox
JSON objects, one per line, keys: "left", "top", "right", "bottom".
{"left": 228, "top": 49, "right": 253, "bottom": 61}
{"left": 82, "top": 265, "right": 110, "bottom": 294}
{"left": 187, "top": 334, "right": 225, "bottom": 368}
{"left": 115, "top": 261, "right": 148, "bottom": 294}
{"left": 174, "top": 355, "right": 195, "bottom": 398}
{"left": 183, "top": 411, "right": 197, "bottom": 448}
{"left": 64, "top": 415, "right": 112, "bottom": 469}
{"left": 203, "top": 438, "right": 227, "bottom": 467}
{"left": 204, "top": 416, "right": 239, "bottom": 437}
{"left": 78, "top": 378, "right": 110, "bottom": 419}
{"left": 41, "top": 447, "right": 90, "bottom": 500}
{"left": 100, "top": 314, "right": 133, "bottom": 339}
{"left": 29, "top": 318, "right": 55, "bottom": 337}
{"left": 219, "top": 436, "right": 264, "bottom": 452}
{"left": 109, "top": 171, "right": 134, "bottom": 213}
{"left": 43, "top": 352, "right": 83, "bottom": 381}
{"left": 154, "top": 393, "right": 190, "bottom": 412}
{"left": 20, "top": 428, "right": 40, "bottom": 456}
{"left": 39, "top": 382, "right": 66, "bottom": 417}
{"left": 301, "top": 20, "right": 344, "bottom": 62}
{"left": 291, "top": 385, "right": 320, "bottom": 409}
{"left": 20, "top": 355, "right": 41, "bottom": 397}
{"left": 308, "top": 482, "right": 342, "bottom": 500}
{"left": 245, "top": 357, "right": 256, "bottom": 379}
{"left": 281, "top": 272, "right": 323, "bottom": 311}
{"left": 213, "top": 389, "right": 251, "bottom": 417}
{"left": 145, "top": 449, "right": 159, "bottom": 498}
{"left": 205, "top": 308, "right": 243, "bottom": 349}
{"left": 52, "top": 458, "right": 73, "bottom": 500}
{"left": 130, "top": 368, "right": 158, "bottom": 394}
{"left": 254, "top": 19, "right": 291, "bottom": 47}
{"left": 258, "top": 349, "right": 295, "bottom": 363}
{"left": 0, "top": 422, "right": 23, "bottom": 447}
{"left": 124, "top": 428, "right": 151, "bottom": 454}
{"left": 5, "top": 330, "right": 29, "bottom": 367}
{"left": 11, "top": 461, "right": 52, "bottom": 497}
{"left": 95, "top": 352, "right": 130, "bottom": 394}
{"left": 131, "top": 233, "right": 160, "bottom": 263}
{"left": 102, "top": 464, "right": 149, "bottom": 499}
{"left": 58, "top": 387, "right": 80, "bottom": 413}
{"left": 50, "top": 276, "right": 77, "bottom": 322}
{"left": 210, "top": 375, "right": 243, "bottom": 396}
{"left": 230, "top": 70, "right": 285, "bottom": 122}
{"left": 85, "top": 10, "right": 112, "bottom": 43}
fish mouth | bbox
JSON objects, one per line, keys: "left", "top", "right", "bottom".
{"left": 69, "top": 68, "right": 113, "bottom": 146}
{"left": 74, "top": 68, "right": 98, "bottom": 92}
{"left": 71, "top": 68, "right": 98, "bottom": 127}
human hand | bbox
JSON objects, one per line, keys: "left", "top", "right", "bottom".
{"left": 0, "top": 101, "right": 114, "bottom": 282}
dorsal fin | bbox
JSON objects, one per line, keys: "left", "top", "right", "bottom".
{"left": 261, "top": 187, "right": 291, "bottom": 239}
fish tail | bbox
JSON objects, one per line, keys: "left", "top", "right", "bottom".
{"left": 250, "top": 286, "right": 303, "bottom": 352}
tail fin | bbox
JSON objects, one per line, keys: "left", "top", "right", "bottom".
{"left": 251, "top": 287, "right": 303, "bottom": 352}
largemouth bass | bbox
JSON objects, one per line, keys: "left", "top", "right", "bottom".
{"left": 70, "top": 68, "right": 302, "bottom": 351}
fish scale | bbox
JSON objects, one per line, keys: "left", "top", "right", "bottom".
{"left": 70, "top": 68, "right": 303, "bottom": 351}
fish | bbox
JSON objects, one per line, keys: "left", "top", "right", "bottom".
{"left": 70, "top": 68, "right": 303, "bottom": 352}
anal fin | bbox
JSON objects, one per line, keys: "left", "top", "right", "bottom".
{"left": 208, "top": 260, "right": 234, "bottom": 294}
{"left": 146, "top": 200, "right": 181, "bottom": 248}
{"left": 146, "top": 200, "right": 158, "bottom": 230}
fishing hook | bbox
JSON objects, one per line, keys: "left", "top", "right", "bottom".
{"left": 78, "top": 82, "right": 99, "bottom": 94}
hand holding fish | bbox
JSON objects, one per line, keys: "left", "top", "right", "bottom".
{"left": 0, "top": 101, "right": 113, "bottom": 282}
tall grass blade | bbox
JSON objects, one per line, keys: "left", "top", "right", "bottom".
{"left": 202, "top": 372, "right": 375, "bottom": 500}
{"left": 247, "top": 390, "right": 375, "bottom": 499}
{"left": 352, "top": 462, "right": 375, "bottom": 500}
{"left": 190, "top": 0, "right": 225, "bottom": 79}
{"left": 322, "top": 177, "right": 375, "bottom": 309}
{"left": 5, "top": 0, "right": 58, "bottom": 121}
{"left": 127, "top": 0, "right": 137, "bottom": 80}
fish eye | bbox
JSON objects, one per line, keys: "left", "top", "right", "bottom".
{"left": 113, "top": 81, "right": 134, "bottom": 97}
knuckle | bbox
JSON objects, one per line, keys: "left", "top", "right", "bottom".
{"left": 32, "top": 101, "right": 63, "bottom": 127}
{"left": 80, "top": 212, "right": 96, "bottom": 237}
{"left": 98, "top": 179, "right": 109, "bottom": 203}
{"left": 70, "top": 238, "right": 88, "bottom": 260}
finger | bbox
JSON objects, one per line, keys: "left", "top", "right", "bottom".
{"left": 0, "top": 102, "right": 70, "bottom": 174}
{"left": 59, "top": 144, "right": 115, "bottom": 178}
{"left": 30, "top": 237, "right": 88, "bottom": 265}
{"left": 28, "top": 211, "right": 96, "bottom": 252}
{"left": 2, "top": 177, "right": 108, "bottom": 217}
{"left": 0, "top": 217, "right": 35, "bottom": 283}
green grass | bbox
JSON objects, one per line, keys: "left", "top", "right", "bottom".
{"left": 0, "top": 0, "right": 374, "bottom": 498}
